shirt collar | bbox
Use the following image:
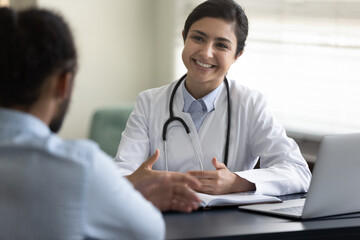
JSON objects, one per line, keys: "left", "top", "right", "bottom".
{"left": 181, "top": 79, "right": 223, "bottom": 113}
{"left": 0, "top": 108, "right": 51, "bottom": 137}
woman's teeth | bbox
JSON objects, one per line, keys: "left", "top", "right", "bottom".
{"left": 196, "top": 60, "right": 212, "bottom": 68}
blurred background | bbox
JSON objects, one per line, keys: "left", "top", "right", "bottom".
{"left": 2, "top": 0, "right": 360, "bottom": 164}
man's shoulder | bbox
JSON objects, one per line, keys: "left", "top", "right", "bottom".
{"left": 51, "top": 136, "right": 108, "bottom": 163}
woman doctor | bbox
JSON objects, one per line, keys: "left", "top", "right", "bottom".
{"left": 115, "top": 0, "right": 311, "bottom": 196}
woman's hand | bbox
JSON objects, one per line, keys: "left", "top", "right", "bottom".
{"left": 187, "top": 157, "right": 255, "bottom": 195}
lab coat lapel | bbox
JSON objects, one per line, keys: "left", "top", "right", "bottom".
{"left": 198, "top": 81, "right": 229, "bottom": 169}
{"left": 173, "top": 86, "right": 205, "bottom": 165}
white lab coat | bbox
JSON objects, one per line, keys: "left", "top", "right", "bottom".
{"left": 115, "top": 79, "right": 311, "bottom": 196}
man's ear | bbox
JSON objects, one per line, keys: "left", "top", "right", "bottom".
{"left": 55, "top": 72, "right": 74, "bottom": 99}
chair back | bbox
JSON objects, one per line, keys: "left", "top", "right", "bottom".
{"left": 89, "top": 105, "right": 133, "bottom": 157}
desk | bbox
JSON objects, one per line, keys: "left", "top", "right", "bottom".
{"left": 164, "top": 195, "right": 360, "bottom": 240}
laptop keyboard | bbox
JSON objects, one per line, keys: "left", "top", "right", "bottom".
{"left": 273, "top": 206, "right": 303, "bottom": 215}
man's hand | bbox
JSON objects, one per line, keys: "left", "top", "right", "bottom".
{"left": 134, "top": 173, "right": 201, "bottom": 212}
{"left": 128, "top": 149, "right": 202, "bottom": 212}
{"left": 187, "top": 157, "right": 256, "bottom": 195}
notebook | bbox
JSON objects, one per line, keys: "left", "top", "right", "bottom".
{"left": 196, "top": 192, "right": 281, "bottom": 208}
{"left": 239, "top": 133, "right": 360, "bottom": 219}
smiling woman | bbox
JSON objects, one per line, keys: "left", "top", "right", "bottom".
{"left": 114, "top": 0, "right": 311, "bottom": 197}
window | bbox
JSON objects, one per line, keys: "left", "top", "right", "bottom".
{"left": 174, "top": 0, "right": 360, "bottom": 139}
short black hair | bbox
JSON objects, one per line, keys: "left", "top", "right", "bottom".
{"left": 0, "top": 7, "right": 77, "bottom": 107}
{"left": 183, "top": 0, "right": 248, "bottom": 57}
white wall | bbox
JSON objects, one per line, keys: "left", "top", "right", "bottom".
{"left": 36, "top": 0, "right": 176, "bottom": 139}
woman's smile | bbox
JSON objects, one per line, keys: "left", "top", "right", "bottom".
{"left": 193, "top": 59, "right": 215, "bottom": 69}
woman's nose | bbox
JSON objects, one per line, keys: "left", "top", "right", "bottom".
{"left": 199, "top": 43, "right": 214, "bottom": 58}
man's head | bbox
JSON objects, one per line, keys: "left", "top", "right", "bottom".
{"left": 0, "top": 7, "right": 77, "bottom": 132}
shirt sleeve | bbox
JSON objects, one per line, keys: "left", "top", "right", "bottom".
{"left": 83, "top": 146, "right": 165, "bottom": 240}
{"left": 236, "top": 93, "right": 312, "bottom": 196}
{"left": 113, "top": 93, "right": 151, "bottom": 176}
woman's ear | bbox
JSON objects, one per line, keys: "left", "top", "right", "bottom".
{"left": 235, "top": 51, "right": 243, "bottom": 60}
{"left": 182, "top": 30, "right": 186, "bottom": 43}
{"left": 233, "top": 50, "right": 243, "bottom": 63}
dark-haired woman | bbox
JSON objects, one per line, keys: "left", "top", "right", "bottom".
{"left": 115, "top": 0, "right": 311, "bottom": 196}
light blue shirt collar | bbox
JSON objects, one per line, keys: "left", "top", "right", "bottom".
{"left": 182, "top": 80, "right": 222, "bottom": 113}
{"left": 0, "top": 108, "right": 51, "bottom": 137}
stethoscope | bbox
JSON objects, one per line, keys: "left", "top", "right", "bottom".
{"left": 162, "top": 74, "right": 231, "bottom": 171}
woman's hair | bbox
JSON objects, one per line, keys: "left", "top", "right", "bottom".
{"left": 183, "top": 0, "right": 248, "bottom": 57}
{"left": 0, "top": 7, "right": 77, "bottom": 107}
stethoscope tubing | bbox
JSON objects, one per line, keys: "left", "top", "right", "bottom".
{"left": 162, "top": 74, "right": 231, "bottom": 171}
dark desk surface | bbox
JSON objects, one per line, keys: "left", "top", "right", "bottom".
{"left": 164, "top": 194, "right": 360, "bottom": 240}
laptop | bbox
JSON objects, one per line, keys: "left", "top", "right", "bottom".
{"left": 239, "top": 133, "right": 360, "bottom": 219}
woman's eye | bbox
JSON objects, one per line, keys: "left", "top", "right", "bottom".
{"left": 192, "top": 36, "right": 204, "bottom": 42}
{"left": 217, "top": 43, "right": 229, "bottom": 49}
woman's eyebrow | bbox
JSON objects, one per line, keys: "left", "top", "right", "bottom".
{"left": 191, "top": 30, "right": 233, "bottom": 44}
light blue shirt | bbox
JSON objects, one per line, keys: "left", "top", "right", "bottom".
{"left": 182, "top": 81, "right": 222, "bottom": 132}
{"left": 0, "top": 108, "right": 164, "bottom": 240}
